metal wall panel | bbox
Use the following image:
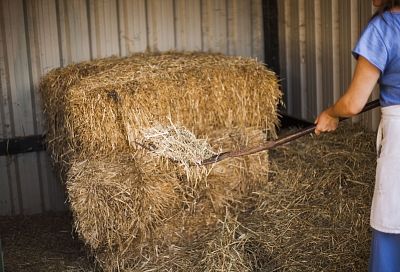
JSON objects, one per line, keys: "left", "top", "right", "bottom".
{"left": 202, "top": 0, "right": 228, "bottom": 53}
{"left": 0, "top": 0, "right": 266, "bottom": 215}
{"left": 89, "top": 0, "right": 120, "bottom": 58}
{"left": 118, "top": 0, "right": 148, "bottom": 54}
{"left": 278, "top": 0, "right": 380, "bottom": 129}
{"left": 147, "top": 0, "right": 175, "bottom": 51}
{"left": 228, "top": 0, "right": 252, "bottom": 57}
{"left": 251, "top": 0, "right": 264, "bottom": 61}
{"left": 175, "top": 0, "right": 202, "bottom": 51}
{"left": 0, "top": 0, "right": 66, "bottom": 215}
{"left": 1, "top": 0, "right": 45, "bottom": 215}
{"left": 57, "top": 0, "right": 92, "bottom": 63}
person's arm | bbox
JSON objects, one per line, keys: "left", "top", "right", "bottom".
{"left": 314, "top": 56, "right": 381, "bottom": 135}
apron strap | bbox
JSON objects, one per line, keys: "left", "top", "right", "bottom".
{"left": 377, "top": 120, "right": 383, "bottom": 157}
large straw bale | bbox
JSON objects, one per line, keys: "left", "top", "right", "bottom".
{"left": 206, "top": 127, "right": 269, "bottom": 210}
{"left": 40, "top": 52, "right": 281, "bottom": 271}
{"left": 66, "top": 152, "right": 181, "bottom": 251}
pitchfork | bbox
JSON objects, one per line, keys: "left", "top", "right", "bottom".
{"left": 200, "top": 99, "right": 380, "bottom": 165}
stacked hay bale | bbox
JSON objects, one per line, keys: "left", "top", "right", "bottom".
{"left": 40, "top": 52, "right": 281, "bottom": 271}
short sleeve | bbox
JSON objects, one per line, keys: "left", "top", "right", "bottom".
{"left": 352, "top": 24, "right": 388, "bottom": 73}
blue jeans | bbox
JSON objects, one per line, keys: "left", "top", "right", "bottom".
{"left": 369, "top": 229, "right": 400, "bottom": 272}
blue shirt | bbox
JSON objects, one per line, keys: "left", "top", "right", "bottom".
{"left": 352, "top": 11, "right": 400, "bottom": 107}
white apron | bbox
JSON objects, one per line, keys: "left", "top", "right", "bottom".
{"left": 371, "top": 105, "right": 400, "bottom": 233}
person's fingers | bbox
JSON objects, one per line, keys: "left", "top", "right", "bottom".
{"left": 314, "top": 116, "right": 319, "bottom": 125}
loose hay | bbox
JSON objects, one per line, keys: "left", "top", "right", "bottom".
{"left": 67, "top": 153, "right": 181, "bottom": 253}
{"left": 240, "top": 124, "right": 375, "bottom": 271}
{"left": 199, "top": 214, "right": 252, "bottom": 272}
{"left": 139, "top": 124, "right": 373, "bottom": 272}
{"left": 140, "top": 122, "right": 216, "bottom": 181}
{"left": 40, "top": 52, "right": 281, "bottom": 271}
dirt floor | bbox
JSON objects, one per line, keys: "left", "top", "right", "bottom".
{"left": 0, "top": 213, "right": 96, "bottom": 272}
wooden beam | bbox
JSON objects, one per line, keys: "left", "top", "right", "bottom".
{"left": 0, "top": 135, "right": 45, "bottom": 156}
{"left": 263, "top": 0, "right": 280, "bottom": 75}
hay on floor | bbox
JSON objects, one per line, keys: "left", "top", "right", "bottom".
{"left": 124, "top": 125, "right": 375, "bottom": 272}
{"left": 241, "top": 124, "right": 375, "bottom": 271}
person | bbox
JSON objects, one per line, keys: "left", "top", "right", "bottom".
{"left": 314, "top": 0, "right": 400, "bottom": 271}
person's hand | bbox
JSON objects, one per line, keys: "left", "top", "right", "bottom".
{"left": 314, "top": 107, "right": 339, "bottom": 135}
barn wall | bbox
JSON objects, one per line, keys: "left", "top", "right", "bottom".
{"left": 277, "top": 0, "right": 381, "bottom": 129}
{"left": 0, "top": 0, "right": 265, "bottom": 215}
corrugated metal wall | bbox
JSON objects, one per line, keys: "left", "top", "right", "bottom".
{"left": 278, "top": 0, "right": 381, "bottom": 129}
{"left": 0, "top": 0, "right": 264, "bottom": 215}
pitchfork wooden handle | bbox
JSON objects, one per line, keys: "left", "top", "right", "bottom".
{"left": 200, "top": 99, "right": 380, "bottom": 165}
{"left": 273, "top": 99, "right": 380, "bottom": 147}
{"left": 274, "top": 99, "right": 380, "bottom": 147}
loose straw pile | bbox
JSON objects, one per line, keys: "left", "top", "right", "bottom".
{"left": 242, "top": 125, "right": 375, "bottom": 271}
{"left": 123, "top": 125, "right": 375, "bottom": 271}
{"left": 141, "top": 122, "right": 217, "bottom": 181}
